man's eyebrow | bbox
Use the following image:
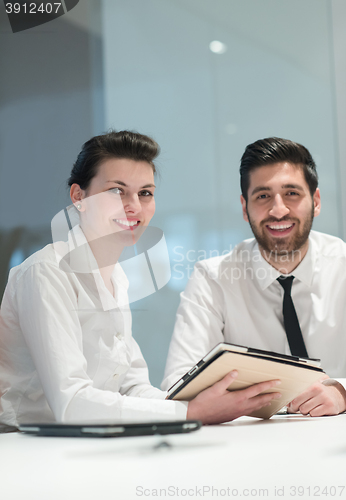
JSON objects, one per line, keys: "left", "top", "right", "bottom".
{"left": 282, "top": 183, "right": 304, "bottom": 191}
{"left": 106, "top": 180, "right": 156, "bottom": 188}
{"left": 250, "top": 184, "right": 304, "bottom": 196}
{"left": 251, "top": 186, "right": 271, "bottom": 196}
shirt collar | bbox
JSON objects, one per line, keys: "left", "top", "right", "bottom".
{"left": 251, "top": 236, "right": 315, "bottom": 290}
{"left": 289, "top": 237, "right": 315, "bottom": 287}
{"left": 250, "top": 242, "right": 281, "bottom": 290}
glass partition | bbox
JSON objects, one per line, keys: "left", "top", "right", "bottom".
{"left": 102, "top": 0, "right": 341, "bottom": 385}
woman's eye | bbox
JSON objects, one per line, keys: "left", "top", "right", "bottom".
{"left": 109, "top": 187, "right": 122, "bottom": 195}
{"left": 139, "top": 190, "right": 153, "bottom": 197}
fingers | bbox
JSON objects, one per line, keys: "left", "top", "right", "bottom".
{"left": 187, "top": 373, "right": 282, "bottom": 424}
{"left": 309, "top": 405, "right": 328, "bottom": 417}
{"left": 288, "top": 382, "right": 346, "bottom": 416}
{"left": 241, "top": 379, "right": 281, "bottom": 399}
{"left": 212, "top": 370, "right": 238, "bottom": 394}
{"left": 215, "top": 373, "right": 281, "bottom": 400}
{"left": 286, "top": 405, "right": 300, "bottom": 414}
{"left": 289, "top": 382, "right": 320, "bottom": 412}
{"left": 295, "top": 395, "right": 323, "bottom": 415}
{"left": 223, "top": 381, "right": 282, "bottom": 417}
{"left": 243, "top": 390, "right": 282, "bottom": 414}
{"left": 224, "top": 379, "right": 282, "bottom": 417}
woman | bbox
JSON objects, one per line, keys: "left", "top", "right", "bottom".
{"left": 0, "top": 131, "right": 281, "bottom": 428}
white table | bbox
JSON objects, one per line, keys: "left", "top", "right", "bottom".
{"left": 1, "top": 414, "right": 346, "bottom": 500}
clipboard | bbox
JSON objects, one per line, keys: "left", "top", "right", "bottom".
{"left": 166, "top": 343, "right": 325, "bottom": 419}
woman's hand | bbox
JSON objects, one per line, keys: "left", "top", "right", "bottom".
{"left": 186, "top": 370, "right": 282, "bottom": 424}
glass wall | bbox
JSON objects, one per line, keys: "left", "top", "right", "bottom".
{"left": 102, "top": 0, "right": 342, "bottom": 385}
{"left": 1, "top": 0, "right": 344, "bottom": 387}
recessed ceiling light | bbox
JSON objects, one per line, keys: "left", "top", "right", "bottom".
{"left": 209, "top": 40, "right": 227, "bottom": 54}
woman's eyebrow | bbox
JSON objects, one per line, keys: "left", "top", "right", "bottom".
{"left": 106, "top": 180, "right": 156, "bottom": 188}
{"left": 107, "top": 180, "right": 127, "bottom": 186}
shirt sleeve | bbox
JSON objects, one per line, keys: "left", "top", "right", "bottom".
{"left": 14, "top": 262, "right": 187, "bottom": 423}
{"left": 161, "top": 262, "right": 225, "bottom": 391}
{"left": 120, "top": 336, "right": 167, "bottom": 399}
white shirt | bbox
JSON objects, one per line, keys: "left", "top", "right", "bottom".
{"left": 0, "top": 226, "right": 187, "bottom": 427}
{"left": 162, "top": 231, "right": 346, "bottom": 391}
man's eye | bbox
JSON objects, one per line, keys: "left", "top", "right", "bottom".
{"left": 139, "top": 190, "right": 153, "bottom": 197}
{"left": 287, "top": 191, "right": 298, "bottom": 196}
{"left": 257, "top": 194, "right": 268, "bottom": 199}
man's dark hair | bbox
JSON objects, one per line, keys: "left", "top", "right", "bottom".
{"left": 68, "top": 130, "right": 159, "bottom": 190}
{"left": 240, "top": 137, "right": 318, "bottom": 201}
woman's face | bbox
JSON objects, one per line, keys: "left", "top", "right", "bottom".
{"left": 71, "top": 158, "right": 156, "bottom": 243}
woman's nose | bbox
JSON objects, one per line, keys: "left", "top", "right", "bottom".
{"left": 123, "top": 193, "right": 141, "bottom": 214}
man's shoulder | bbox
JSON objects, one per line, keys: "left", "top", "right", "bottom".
{"left": 310, "top": 230, "right": 346, "bottom": 257}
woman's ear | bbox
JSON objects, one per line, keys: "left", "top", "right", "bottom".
{"left": 70, "top": 184, "right": 86, "bottom": 212}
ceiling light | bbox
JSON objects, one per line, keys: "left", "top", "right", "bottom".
{"left": 209, "top": 40, "right": 227, "bottom": 54}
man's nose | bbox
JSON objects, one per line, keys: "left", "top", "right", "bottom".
{"left": 269, "top": 194, "right": 290, "bottom": 219}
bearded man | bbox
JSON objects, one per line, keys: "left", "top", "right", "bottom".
{"left": 162, "top": 137, "right": 346, "bottom": 417}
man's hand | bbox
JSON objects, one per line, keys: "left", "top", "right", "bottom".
{"left": 187, "top": 370, "right": 282, "bottom": 424}
{"left": 287, "top": 378, "right": 346, "bottom": 417}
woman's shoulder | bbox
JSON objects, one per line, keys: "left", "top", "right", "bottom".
{"left": 7, "top": 242, "right": 69, "bottom": 287}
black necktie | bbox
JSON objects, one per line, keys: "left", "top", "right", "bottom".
{"left": 277, "top": 276, "right": 308, "bottom": 358}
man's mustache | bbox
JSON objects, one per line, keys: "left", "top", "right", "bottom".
{"left": 261, "top": 217, "right": 298, "bottom": 225}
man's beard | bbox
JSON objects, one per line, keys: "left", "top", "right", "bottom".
{"left": 246, "top": 203, "right": 314, "bottom": 257}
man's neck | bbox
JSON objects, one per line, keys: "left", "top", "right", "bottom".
{"left": 259, "top": 241, "right": 309, "bottom": 274}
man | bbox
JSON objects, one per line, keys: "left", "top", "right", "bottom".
{"left": 162, "top": 137, "right": 346, "bottom": 417}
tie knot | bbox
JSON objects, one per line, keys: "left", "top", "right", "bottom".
{"left": 277, "top": 275, "right": 294, "bottom": 294}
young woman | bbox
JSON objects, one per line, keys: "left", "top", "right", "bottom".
{"left": 0, "top": 131, "right": 281, "bottom": 428}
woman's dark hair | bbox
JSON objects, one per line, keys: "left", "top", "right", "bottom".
{"left": 240, "top": 137, "right": 318, "bottom": 202}
{"left": 68, "top": 130, "right": 159, "bottom": 190}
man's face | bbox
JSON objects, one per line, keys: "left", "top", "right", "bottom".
{"left": 240, "top": 162, "right": 320, "bottom": 258}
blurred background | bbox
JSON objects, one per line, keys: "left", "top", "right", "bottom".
{"left": 1, "top": 0, "right": 346, "bottom": 386}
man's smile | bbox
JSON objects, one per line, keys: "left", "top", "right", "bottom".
{"left": 265, "top": 222, "right": 295, "bottom": 237}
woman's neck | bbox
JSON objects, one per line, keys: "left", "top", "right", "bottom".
{"left": 81, "top": 226, "right": 125, "bottom": 295}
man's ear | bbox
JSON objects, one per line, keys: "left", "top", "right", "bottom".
{"left": 240, "top": 195, "right": 249, "bottom": 222}
{"left": 313, "top": 188, "right": 321, "bottom": 217}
